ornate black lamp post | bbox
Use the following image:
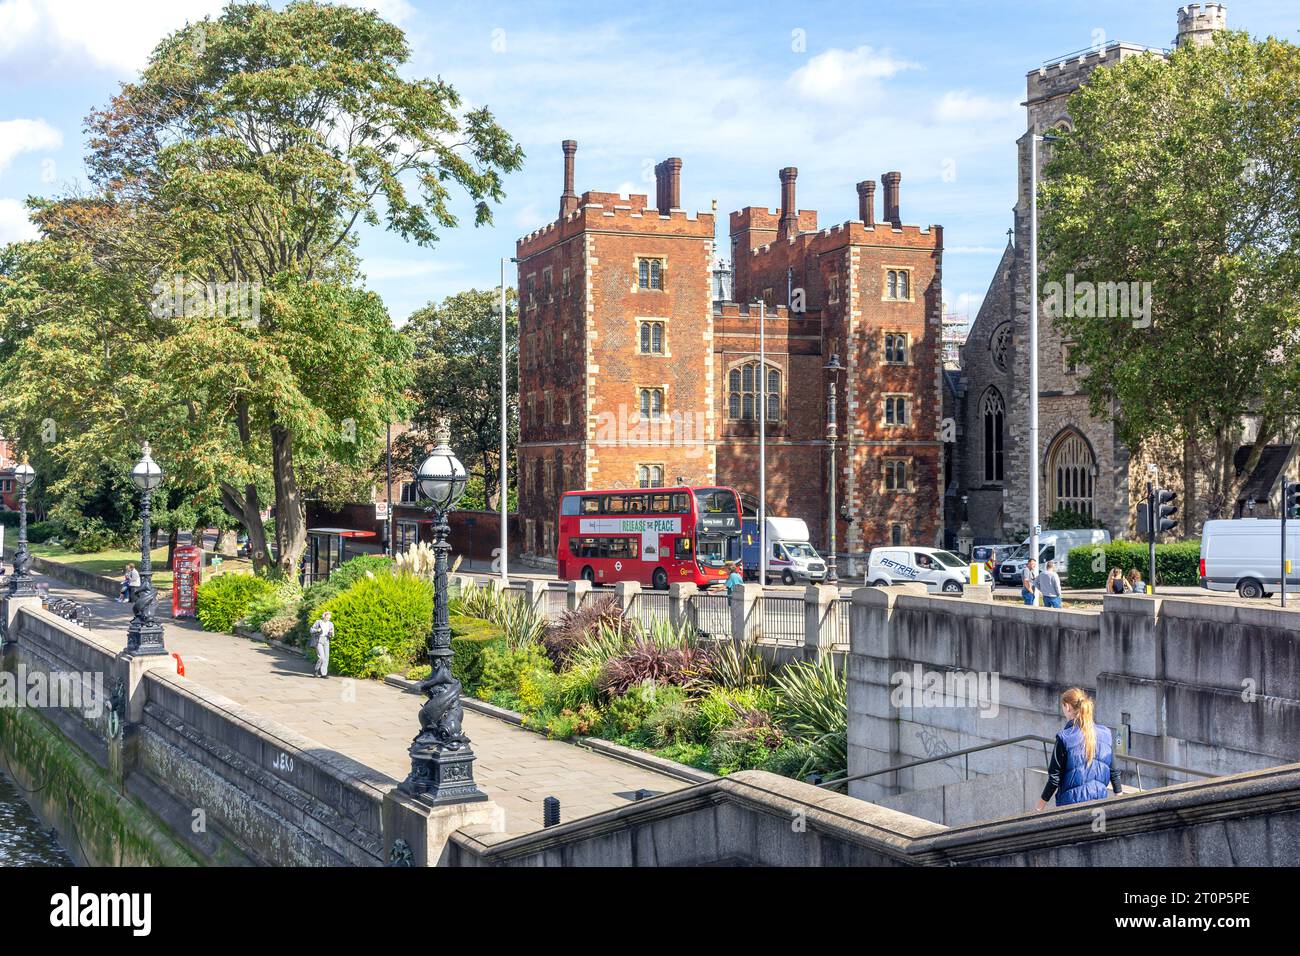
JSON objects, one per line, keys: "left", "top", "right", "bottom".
{"left": 824, "top": 354, "right": 843, "bottom": 585}
{"left": 8, "top": 455, "right": 38, "bottom": 597}
{"left": 399, "top": 421, "right": 486, "bottom": 805}
{"left": 125, "top": 441, "right": 167, "bottom": 656}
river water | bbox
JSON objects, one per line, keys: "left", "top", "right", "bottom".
{"left": 0, "top": 768, "right": 72, "bottom": 865}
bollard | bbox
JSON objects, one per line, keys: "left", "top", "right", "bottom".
{"left": 543, "top": 796, "right": 560, "bottom": 828}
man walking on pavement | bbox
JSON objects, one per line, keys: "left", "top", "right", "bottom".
{"left": 1038, "top": 560, "right": 1064, "bottom": 609}
{"left": 1021, "top": 558, "right": 1038, "bottom": 607}
{"left": 309, "top": 610, "right": 333, "bottom": 678}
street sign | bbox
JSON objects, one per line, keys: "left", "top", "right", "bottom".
{"left": 375, "top": 501, "right": 389, "bottom": 521}
{"left": 172, "top": 544, "right": 203, "bottom": 618}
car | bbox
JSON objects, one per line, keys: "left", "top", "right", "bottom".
{"left": 866, "top": 546, "right": 970, "bottom": 594}
{"left": 1200, "top": 518, "right": 1300, "bottom": 599}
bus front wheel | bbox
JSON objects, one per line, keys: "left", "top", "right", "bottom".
{"left": 652, "top": 568, "right": 669, "bottom": 590}
{"left": 581, "top": 566, "right": 595, "bottom": 583}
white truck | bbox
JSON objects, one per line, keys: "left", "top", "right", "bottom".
{"left": 994, "top": 529, "right": 1111, "bottom": 587}
{"left": 741, "top": 517, "right": 827, "bottom": 585}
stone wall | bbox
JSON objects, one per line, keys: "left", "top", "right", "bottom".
{"left": 0, "top": 601, "right": 502, "bottom": 866}
{"left": 847, "top": 588, "right": 1300, "bottom": 805}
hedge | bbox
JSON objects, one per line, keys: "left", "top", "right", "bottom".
{"left": 1066, "top": 541, "right": 1200, "bottom": 589}
{"left": 197, "top": 573, "right": 279, "bottom": 632}
{"left": 449, "top": 614, "right": 506, "bottom": 693}
{"left": 316, "top": 572, "right": 433, "bottom": 678}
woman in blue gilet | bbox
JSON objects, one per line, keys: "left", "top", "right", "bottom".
{"left": 1035, "top": 687, "right": 1122, "bottom": 809}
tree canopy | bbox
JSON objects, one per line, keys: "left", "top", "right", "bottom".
{"left": 0, "top": 1, "right": 523, "bottom": 573}
{"left": 1039, "top": 30, "right": 1300, "bottom": 526}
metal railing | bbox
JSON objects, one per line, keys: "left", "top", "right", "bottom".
{"left": 826, "top": 598, "right": 851, "bottom": 652}
{"left": 46, "top": 598, "right": 96, "bottom": 629}
{"left": 633, "top": 591, "right": 671, "bottom": 629}
{"left": 814, "top": 734, "right": 1217, "bottom": 793}
{"left": 545, "top": 586, "right": 568, "bottom": 621}
{"left": 690, "top": 592, "right": 732, "bottom": 641}
{"left": 760, "top": 595, "right": 804, "bottom": 646}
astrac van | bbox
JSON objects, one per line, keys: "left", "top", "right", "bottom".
{"left": 867, "top": 547, "right": 969, "bottom": 594}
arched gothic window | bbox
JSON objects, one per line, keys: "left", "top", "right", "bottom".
{"left": 1046, "top": 430, "right": 1096, "bottom": 517}
{"left": 981, "top": 388, "right": 1005, "bottom": 483}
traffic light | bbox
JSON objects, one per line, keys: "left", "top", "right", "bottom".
{"left": 1286, "top": 480, "right": 1300, "bottom": 520}
{"left": 1137, "top": 501, "right": 1150, "bottom": 537}
{"left": 1155, "top": 488, "right": 1178, "bottom": 535}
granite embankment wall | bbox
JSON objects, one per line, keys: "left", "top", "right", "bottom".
{"left": 0, "top": 598, "right": 494, "bottom": 866}
{"left": 847, "top": 589, "right": 1300, "bottom": 803}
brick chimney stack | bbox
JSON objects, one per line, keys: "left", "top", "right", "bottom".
{"left": 881, "top": 171, "right": 901, "bottom": 227}
{"left": 856, "top": 180, "right": 876, "bottom": 226}
{"left": 778, "top": 167, "right": 799, "bottom": 237}
{"left": 654, "top": 157, "right": 683, "bottom": 211}
{"left": 559, "top": 140, "right": 578, "bottom": 218}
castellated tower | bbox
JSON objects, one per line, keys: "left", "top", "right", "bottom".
{"left": 1176, "top": 4, "right": 1227, "bottom": 48}
{"left": 997, "top": 6, "right": 1227, "bottom": 541}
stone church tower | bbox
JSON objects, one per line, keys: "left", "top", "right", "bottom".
{"left": 956, "top": 5, "right": 1228, "bottom": 543}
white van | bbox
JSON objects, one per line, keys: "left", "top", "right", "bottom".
{"left": 995, "top": 529, "right": 1111, "bottom": 586}
{"left": 742, "top": 517, "right": 827, "bottom": 584}
{"left": 1200, "top": 519, "right": 1300, "bottom": 599}
{"left": 867, "top": 547, "right": 970, "bottom": 594}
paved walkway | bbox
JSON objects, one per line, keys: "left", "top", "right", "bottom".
{"left": 27, "top": 572, "right": 686, "bottom": 834}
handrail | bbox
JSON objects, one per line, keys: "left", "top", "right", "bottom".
{"left": 815, "top": 733, "right": 1217, "bottom": 792}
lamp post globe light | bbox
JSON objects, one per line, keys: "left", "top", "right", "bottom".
{"left": 399, "top": 419, "right": 487, "bottom": 805}
{"left": 8, "top": 455, "right": 38, "bottom": 597}
{"left": 125, "top": 441, "right": 167, "bottom": 656}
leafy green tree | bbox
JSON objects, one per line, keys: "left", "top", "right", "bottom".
{"left": 1039, "top": 30, "right": 1300, "bottom": 529}
{"left": 1, "top": 1, "right": 522, "bottom": 575}
{"left": 401, "top": 288, "right": 519, "bottom": 510}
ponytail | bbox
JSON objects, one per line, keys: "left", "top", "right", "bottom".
{"left": 1062, "top": 687, "right": 1097, "bottom": 765}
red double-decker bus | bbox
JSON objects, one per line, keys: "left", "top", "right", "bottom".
{"left": 558, "top": 486, "right": 743, "bottom": 589}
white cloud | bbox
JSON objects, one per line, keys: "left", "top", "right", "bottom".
{"left": 0, "top": 0, "right": 408, "bottom": 78}
{"left": 0, "top": 0, "right": 225, "bottom": 75}
{"left": 788, "top": 46, "right": 919, "bottom": 103}
{"left": 0, "top": 198, "right": 38, "bottom": 244}
{"left": 0, "top": 117, "right": 61, "bottom": 173}
{"left": 933, "top": 90, "right": 1020, "bottom": 125}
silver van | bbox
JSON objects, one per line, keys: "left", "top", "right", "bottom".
{"left": 1199, "top": 519, "right": 1300, "bottom": 599}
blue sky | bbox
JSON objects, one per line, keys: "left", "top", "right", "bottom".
{"left": 2, "top": 0, "right": 1297, "bottom": 327}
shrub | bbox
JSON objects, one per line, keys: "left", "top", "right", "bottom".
{"left": 772, "top": 656, "right": 848, "bottom": 782}
{"left": 475, "top": 643, "right": 554, "bottom": 710}
{"left": 495, "top": 595, "right": 548, "bottom": 651}
{"left": 567, "top": 621, "right": 634, "bottom": 672}
{"left": 697, "top": 685, "right": 777, "bottom": 737}
{"left": 26, "top": 520, "right": 64, "bottom": 544}
{"left": 1065, "top": 540, "right": 1200, "bottom": 589}
{"left": 328, "top": 554, "right": 394, "bottom": 590}
{"left": 196, "top": 573, "right": 278, "bottom": 632}
{"left": 708, "top": 642, "right": 771, "bottom": 689}
{"left": 260, "top": 612, "right": 298, "bottom": 641}
{"left": 596, "top": 690, "right": 656, "bottom": 740}
{"left": 553, "top": 660, "right": 603, "bottom": 710}
{"left": 543, "top": 596, "right": 632, "bottom": 667}
{"left": 643, "top": 685, "right": 701, "bottom": 747}
{"left": 316, "top": 572, "right": 433, "bottom": 678}
{"left": 449, "top": 613, "right": 505, "bottom": 693}
{"left": 600, "top": 639, "right": 712, "bottom": 696}
{"left": 543, "top": 702, "right": 603, "bottom": 739}
{"left": 243, "top": 579, "right": 303, "bottom": 631}
{"left": 708, "top": 705, "right": 785, "bottom": 775}
{"left": 1047, "top": 506, "right": 1104, "bottom": 530}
